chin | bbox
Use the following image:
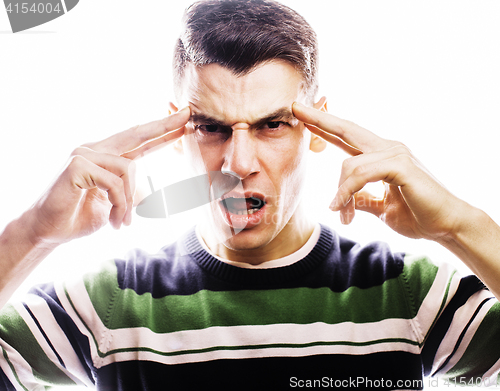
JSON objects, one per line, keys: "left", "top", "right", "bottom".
{"left": 208, "top": 209, "right": 284, "bottom": 251}
{"left": 219, "top": 226, "right": 277, "bottom": 251}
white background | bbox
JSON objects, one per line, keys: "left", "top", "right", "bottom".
{"left": 1, "top": 1, "right": 500, "bottom": 389}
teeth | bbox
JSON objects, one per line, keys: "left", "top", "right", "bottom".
{"left": 232, "top": 208, "right": 260, "bottom": 216}
{"left": 222, "top": 197, "right": 265, "bottom": 216}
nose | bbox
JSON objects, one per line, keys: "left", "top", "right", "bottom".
{"left": 221, "top": 126, "right": 260, "bottom": 180}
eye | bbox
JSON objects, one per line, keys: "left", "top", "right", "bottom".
{"left": 267, "top": 121, "right": 282, "bottom": 129}
{"left": 196, "top": 124, "right": 221, "bottom": 133}
{"left": 263, "top": 121, "right": 289, "bottom": 130}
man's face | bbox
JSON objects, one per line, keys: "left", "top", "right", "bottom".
{"left": 180, "top": 60, "right": 312, "bottom": 253}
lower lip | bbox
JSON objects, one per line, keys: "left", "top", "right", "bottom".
{"left": 218, "top": 201, "right": 267, "bottom": 230}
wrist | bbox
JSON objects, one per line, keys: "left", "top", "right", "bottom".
{"left": 437, "top": 203, "right": 487, "bottom": 245}
{"left": 0, "top": 212, "right": 58, "bottom": 308}
{"left": 7, "top": 210, "right": 60, "bottom": 254}
{"left": 436, "top": 204, "right": 499, "bottom": 276}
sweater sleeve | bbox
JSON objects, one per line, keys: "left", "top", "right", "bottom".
{"left": 0, "top": 280, "right": 97, "bottom": 390}
{"left": 403, "top": 254, "right": 500, "bottom": 385}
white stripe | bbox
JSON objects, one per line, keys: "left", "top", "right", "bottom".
{"left": 0, "top": 325, "right": 46, "bottom": 390}
{"left": 12, "top": 301, "right": 68, "bottom": 370}
{"left": 12, "top": 301, "right": 85, "bottom": 385}
{"left": 62, "top": 271, "right": 426, "bottom": 367}
{"left": 100, "top": 338, "right": 421, "bottom": 367}
{"left": 54, "top": 280, "right": 106, "bottom": 368}
{"left": 23, "top": 293, "right": 94, "bottom": 387}
{"left": 105, "top": 319, "right": 420, "bottom": 355}
{"left": 432, "top": 293, "right": 495, "bottom": 375}
{"left": 0, "top": 345, "right": 28, "bottom": 391}
{"left": 412, "top": 260, "right": 460, "bottom": 340}
{"left": 65, "top": 275, "right": 423, "bottom": 364}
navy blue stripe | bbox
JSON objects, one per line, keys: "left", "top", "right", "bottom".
{"left": 22, "top": 302, "right": 66, "bottom": 368}
{"left": 117, "top": 225, "right": 405, "bottom": 298}
{"left": 421, "top": 275, "right": 486, "bottom": 375}
{"left": 96, "top": 351, "right": 424, "bottom": 390}
{"left": 28, "top": 283, "right": 96, "bottom": 385}
{"left": 0, "top": 350, "right": 17, "bottom": 391}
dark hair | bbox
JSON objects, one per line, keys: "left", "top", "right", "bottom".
{"left": 173, "top": 0, "right": 318, "bottom": 102}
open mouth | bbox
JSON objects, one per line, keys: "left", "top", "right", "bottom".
{"left": 220, "top": 196, "right": 266, "bottom": 215}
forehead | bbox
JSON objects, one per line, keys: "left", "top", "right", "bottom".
{"left": 182, "top": 61, "right": 305, "bottom": 125}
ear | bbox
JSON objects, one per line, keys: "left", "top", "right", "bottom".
{"left": 168, "top": 102, "right": 179, "bottom": 114}
{"left": 169, "top": 102, "right": 184, "bottom": 154}
{"left": 309, "top": 97, "right": 328, "bottom": 153}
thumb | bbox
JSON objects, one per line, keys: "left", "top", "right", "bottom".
{"left": 354, "top": 190, "right": 385, "bottom": 218}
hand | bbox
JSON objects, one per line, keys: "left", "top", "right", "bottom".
{"left": 292, "top": 101, "right": 468, "bottom": 242}
{"left": 26, "top": 107, "right": 190, "bottom": 245}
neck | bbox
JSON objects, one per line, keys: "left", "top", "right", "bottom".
{"left": 199, "top": 207, "right": 316, "bottom": 266}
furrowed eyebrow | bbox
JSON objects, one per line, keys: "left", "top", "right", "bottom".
{"left": 190, "top": 108, "right": 298, "bottom": 128}
{"left": 189, "top": 113, "right": 226, "bottom": 126}
{"left": 254, "top": 108, "right": 298, "bottom": 128}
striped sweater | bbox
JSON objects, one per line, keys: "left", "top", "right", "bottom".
{"left": 1, "top": 225, "right": 499, "bottom": 390}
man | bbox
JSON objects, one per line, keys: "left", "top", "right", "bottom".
{"left": 1, "top": 0, "right": 500, "bottom": 389}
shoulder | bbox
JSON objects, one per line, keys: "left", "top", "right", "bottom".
{"left": 84, "top": 231, "right": 199, "bottom": 299}
{"left": 322, "top": 224, "right": 407, "bottom": 290}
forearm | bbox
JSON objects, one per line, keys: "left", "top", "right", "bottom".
{"left": 0, "top": 212, "right": 57, "bottom": 309}
{"left": 438, "top": 205, "right": 500, "bottom": 300}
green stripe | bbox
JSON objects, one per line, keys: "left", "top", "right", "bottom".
{"left": 120, "top": 285, "right": 411, "bottom": 331}
{"left": 445, "top": 300, "right": 500, "bottom": 380}
{"left": 401, "top": 254, "right": 440, "bottom": 315}
{"left": 101, "top": 337, "right": 420, "bottom": 359}
{"left": 70, "top": 281, "right": 422, "bottom": 359}
{"left": 400, "top": 254, "right": 450, "bottom": 344}
{"left": 2, "top": 346, "right": 29, "bottom": 391}
{"left": 0, "top": 304, "right": 76, "bottom": 386}
{"left": 93, "top": 282, "right": 414, "bottom": 333}
{"left": 82, "top": 259, "right": 120, "bottom": 324}
{"left": 64, "top": 288, "right": 422, "bottom": 360}
{"left": 80, "top": 260, "right": 429, "bottom": 333}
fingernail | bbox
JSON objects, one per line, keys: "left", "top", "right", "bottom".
{"left": 124, "top": 210, "right": 132, "bottom": 226}
{"left": 329, "top": 198, "right": 339, "bottom": 211}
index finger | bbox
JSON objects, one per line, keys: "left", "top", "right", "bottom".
{"left": 90, "top": 106, "right": 191, "bottom": 155}
{"left": 292, "top": 102, "right": 386, "bottom": 153}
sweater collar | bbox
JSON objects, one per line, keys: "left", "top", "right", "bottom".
{"left": 184, "top": 224, "right": 334, "bottom": 287}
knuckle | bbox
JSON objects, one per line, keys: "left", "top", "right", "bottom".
{"left": 160, "top": 116, "right": 171, "bottom": 127}
{"left": 128, "top": 124, "right": 146, "bottom": 143}
{"left": 124, "top": 157, "right": 136, "bottom": 171}
{"left": 119, "top": 157, "right": 136, "bottom": 177}
{"left": 80, "top": 141, "right": 96, "bottom": 149}
{"left": 111, "top": 175, "right": 124, "bottom": 190}
{"left": 389, "top": 140, "right": 410, "bottom": 153}
{"left": 70, "top": 146, "right": 89, "bottom": 157}
{"left": 352, "top": 164, "right": 369, "bottom": 178}
{"left": 67, "top": 154, "right": 87, "bottom": 169}
{"left": 341, "top": 155, "right": 362, "bottom": 174}
{"left": 394, "top": 153, "right": 414, "bottom": 168}
{"left": 127, "top": 124, "right": 140, "bottom": 132}
{"left": 341, "top": 158, "right": 354, "bottom": 173}
{"left": 339, "top": 120, "right": 357, "bottom": 136}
